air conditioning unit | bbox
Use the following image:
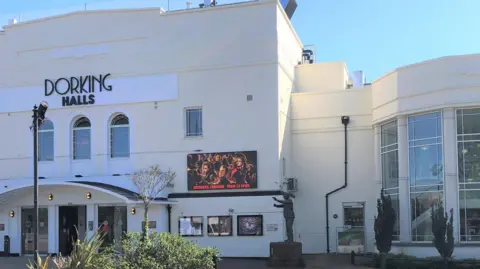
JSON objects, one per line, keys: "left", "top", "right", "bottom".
{"left": 285, "top": 177, "right": 298, "bottom": 192}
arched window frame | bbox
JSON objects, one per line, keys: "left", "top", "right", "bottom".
{"left": 38, "top": 119, "right": 54, "bottom": 162}
{"left": 72, "top": 117, "right": 92, "bottom": 160}
{"left": 109, "top": 114, "right": 130, "bottom": 158}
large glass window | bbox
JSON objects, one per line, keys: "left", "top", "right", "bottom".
{"left": 38, "top": 120, "right": 54, "bottom": 162}
{"left": 380, "top": 121, "right": 400, "bottom": 240}
{"left": 457, "top": 108, "right": 480, "bottom": 241}
{"left": 110, "top": 114, "right": 130, "bottom": 158}
{"left": 408, "top": 112, "right": 444, "bottom": 241}
{"left": 73, "top": 117, "right": 91, "bottom": 160}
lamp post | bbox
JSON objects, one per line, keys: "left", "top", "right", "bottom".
{"left": 31, "top": 102, "right": 48, "bottom": 266}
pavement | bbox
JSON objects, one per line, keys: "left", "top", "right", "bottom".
{"left": 0, "top": 254, "right": 371, "bottom": 269}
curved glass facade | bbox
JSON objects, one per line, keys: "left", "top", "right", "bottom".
{"left": 379, "top": 108, "right": 480, "bottom": 243}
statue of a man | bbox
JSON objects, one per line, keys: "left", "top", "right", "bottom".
{"left": 273, "top": 192, "right": 295, "bottom": 242}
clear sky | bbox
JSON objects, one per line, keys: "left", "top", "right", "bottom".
{"left": 1, "top": 0, "right": 479, "bottom": 81}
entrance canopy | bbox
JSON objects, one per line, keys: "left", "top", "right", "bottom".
{"left": 0, "top": 177, "right": 175, "bottom": 206}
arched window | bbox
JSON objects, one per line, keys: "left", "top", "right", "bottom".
{"left": 38, "top": 120, "right": 54, "bottom": 161}
{"left": 73, "top": 117, "right": 91, "bottom": 160}
{"left": 110, "top": 114, "right": 130, "bottom": 158}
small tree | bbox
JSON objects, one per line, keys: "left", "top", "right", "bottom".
{"left": 374, "top": 189, "right": 396, "bottom": 269}
{"left": 431, "top": 202, "right": 454, "bottom": 267}
{"left": 131, "top": 164, "right": 176, "bottom": 239}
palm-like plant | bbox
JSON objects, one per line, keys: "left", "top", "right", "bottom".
{"left": 52, "top": 228, "right": 107, "bottom": 269}
{"left": 27, "top": 254, "right": 52, "bottom": 269}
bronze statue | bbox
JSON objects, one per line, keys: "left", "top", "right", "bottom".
{"left": 273, "top": 192, "right": 295, "bottom": 242}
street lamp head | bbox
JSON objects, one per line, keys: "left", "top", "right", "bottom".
{"left": 38, "top": 101, "right": 48, "bottom": 121}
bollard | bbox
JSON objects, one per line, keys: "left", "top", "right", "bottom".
{"left": 350, "top": 250, "right": 355, "bottom": 265}
{"left": 4, "top": 235, "right": 10, "bottom": 257}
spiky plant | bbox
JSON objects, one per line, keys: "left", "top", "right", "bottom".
{"left": 52, "top": 227, "right": 110, "bottom": 269}
{"left": 27, "top": 253, "right": 52, "bottom": 269}
{"left": 374, "top": 189, "right": 396, "bottom": 269}
{"left": 431, "top": 202, "right": 454, "bottom": 261}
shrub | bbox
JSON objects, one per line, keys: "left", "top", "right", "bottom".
{"left": 120, "top": 232, "right": 220, "bottom": 269}
{"left": 431, "top": 202, "right": 454, "bottom": 260}
{"left": 374, "top": 189, "right": 396, "bottom": 269}
{"left": 51, "top": 229, "right": 117, "bottom": 269}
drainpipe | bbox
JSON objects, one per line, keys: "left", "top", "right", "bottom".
{"left": 167, "top": 204, "right": 172, "bottom": 233}
{"left": 325, "top": 116, "right": 350, "bottom": 253}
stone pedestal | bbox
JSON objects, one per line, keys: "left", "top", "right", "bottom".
{"left": 267, "top": 241, "right": 305, "bottom": 268}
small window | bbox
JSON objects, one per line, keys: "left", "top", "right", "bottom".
{"left": 73, "top": 117, "right": 91, "bottom": 160}
{"left": 185, "top": 108, "right": 202, "bottom": 137}
{"left": 110, "top": 114, "right": 130, "bottom": 158}
{"left": 39, "top": 120, "right": 54, "bottom": 162}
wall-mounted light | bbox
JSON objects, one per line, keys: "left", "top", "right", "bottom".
{"left": 131, "top": 208, "right": 136, "bottom": 215}
{"left": 9, "top": 210, "right": 14, "bottom": 218}
{"left": 48, "top": 194, "right": 54, "bottom": 201}
{"left": 86, "top": 192, "right": 92, "bottom": 200}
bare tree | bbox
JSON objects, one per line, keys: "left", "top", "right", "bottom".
{"left": 131, "top": 164, "right": 176, "bottom": 238}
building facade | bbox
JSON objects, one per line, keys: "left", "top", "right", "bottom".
{"left": 1, "top": 0, "right": 480, "bottom": 259}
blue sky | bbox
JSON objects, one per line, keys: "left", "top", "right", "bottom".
{"left": 1, "top": 0, "right": 478, "bottom": 81}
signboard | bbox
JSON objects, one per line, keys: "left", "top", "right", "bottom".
{"left": 187, "top": 151, "right": 258, "bottom": 191}
{"left": 266, "top": 224, "right": 278, "bottom": 232}
{"left": 44, "top": 74, "right": 112, "bottom": 107}
{"left": 142, "top": 221, "right": 157, "bottom": 229}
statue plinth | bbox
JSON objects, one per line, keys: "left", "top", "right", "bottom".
{"left": 267, "top": 241, "right": 305, "bottom": 268}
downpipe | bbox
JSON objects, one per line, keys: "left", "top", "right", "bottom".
{"left": 325, "top": 116, "right": 350, "bottom": 253}
{"left": 167, "top": 205, "right": 172, "bottom": 233}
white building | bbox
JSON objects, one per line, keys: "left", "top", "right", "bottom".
{"left": 0, "top": 0, "right": 479, "bottom": 259}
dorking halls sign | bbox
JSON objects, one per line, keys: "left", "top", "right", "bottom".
{"left": 44, "top": 73, "right": 112, "bottom": 107}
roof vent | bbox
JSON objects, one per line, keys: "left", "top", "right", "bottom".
{"left": 351, "top": 71, "right": 365, "bottom": 88}
{"left": 8, "top": 18, "right": 17, "bottom": 25}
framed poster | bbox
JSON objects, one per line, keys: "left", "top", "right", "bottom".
{"left": 237, "top": 215, "right": 263, "bottom": 236}
{"left": 179, "top": 216, "right": 203, "bottom": 237}
{"left": 187, "top": 151, "right": 258, "bottom": 191}
{"left": 207, "top": 216, "right": 233, "bottom": 236}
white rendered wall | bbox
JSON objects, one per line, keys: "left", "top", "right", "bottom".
{"left": 170, "top": 196, "right": 284, "bottom": 258}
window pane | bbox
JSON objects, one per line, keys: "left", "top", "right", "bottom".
{"left": 459, "top": 190, "right": 480, "bottom": 241}
{"left": 111, "top": 127, "right": 130, "bottom": 158}
{"left": 381, "top": 121, "right": 397, "bottom": 146}
{"left": 74, "top": 117, "right": 91, "bottom": 128}
{"left": 186, "top": 108, "right": 202, "bottom": 137}
{"left": 39, "top": 120, "right": 54, "bottom": 131}
{"left": 39, "top": 131, "right": 54, "bottom": 161}
{"left": 390, "top": 194, "right": 400, "bottom": 241}
{"left": 411, "top": 191, "right": 443, "bottom": 241}
{"left": 112, "top": 115, "right": 129, "bottom": 126}
{"left": 409, "top": 112, "right": 442, "bottom": 140}
{"left": 462, "top": 113, "right": 480, "bottom": 135}
{"left": 410, "top": 145, "right": 444, "bottom": 186}
{"left": 381, "top": 150, "right": 398, "bottom": 189}
{"left": 74, "top": 129, "right": 91, "bottom": 160}
{"left": 458, "top": 141, "right": 480, "bottom": 184}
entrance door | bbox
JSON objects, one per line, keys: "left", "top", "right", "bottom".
{"left": 21, "top": 208, "right": 48, "bottom": 255}
{"left": 59, "top": 206, "right": 80, "bottom": 256}
{"left": 98, "top": 206, "right": 127, "bottom": 249}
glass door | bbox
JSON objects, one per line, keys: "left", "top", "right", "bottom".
{"left": 22, "top": 208, "right": 48, "bottom": 255}
{"left": 98, "top": 206, "right": 127, "bottom": 249}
